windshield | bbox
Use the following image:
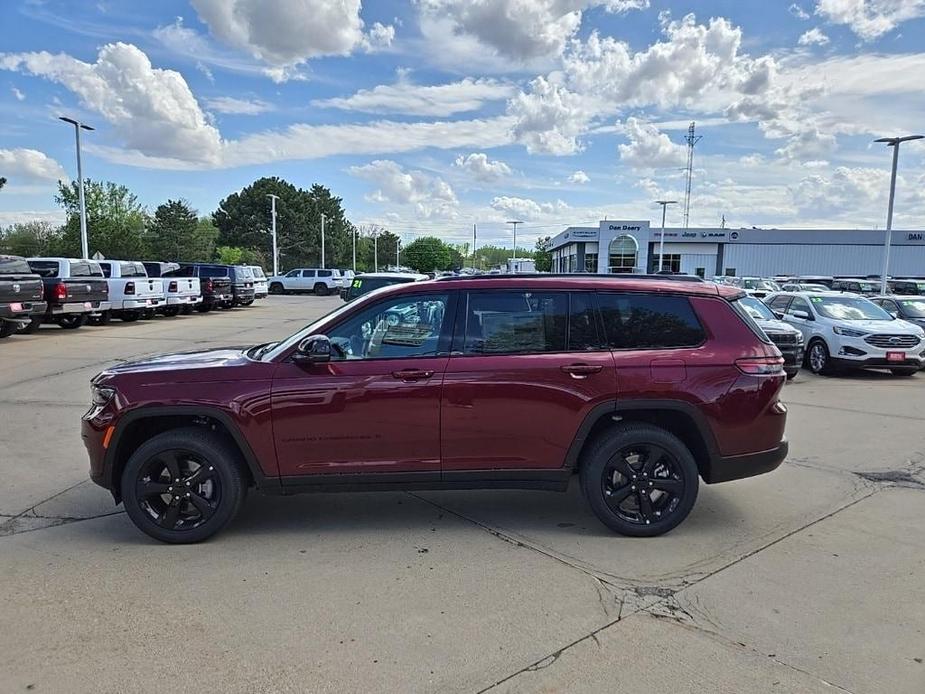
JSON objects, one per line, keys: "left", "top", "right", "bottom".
{"left": 742, "top": 279, "right": 779, "bottom": 291}
{"left": 811, "top": 296, "right": 892, "bottom": 321}
{"left": 347, "top": 276, "right": 415, "bottom": 299}
{"left": 0, "top": 256, "right": 33, "bottom": 274}
{"left": 899, "top": 299, "right": 925, "bottom": 318}
{"left": 738, "top": 295, "right": 776, "bottom": 321}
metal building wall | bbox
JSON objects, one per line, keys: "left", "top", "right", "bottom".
{"left": 679, "top": 254, "right": 718, "bottom": 276}
{"left": 721, "top": 243, "right": 925, "bottom": 276}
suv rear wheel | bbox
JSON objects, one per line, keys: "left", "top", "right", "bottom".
{"left": 269, "top": 282, "right": 284, "bottom": 295}
{"left": 580, "top": 423, "right": 699, "bottom": 537}
{"left": 121, "top": 427, "right": 247, "bottom": 543}
{"left": 313, "top": 282, "right": 328, "bottom": 296}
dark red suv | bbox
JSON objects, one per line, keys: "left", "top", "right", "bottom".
{"left": 83, "top": 275, "right": 788, "bottom": 543}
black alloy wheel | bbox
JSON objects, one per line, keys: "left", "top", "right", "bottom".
{"left": 0, "top": 320, "right": 17, "bottom": 338}
{"left": 121, "top": 428, "right": 247, "bottom": 543}
{"left": 581, "top": 423, "right": 698, "bottom": 537}
{"left": 313, "top": 283, "right": 328, "bottom": 296}
{"left": 269, "top": 282, "right": 284, "bottom": 295}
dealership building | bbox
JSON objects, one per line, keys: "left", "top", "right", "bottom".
{"left": 548, "top": 220, "right": 925, "bottom": 278}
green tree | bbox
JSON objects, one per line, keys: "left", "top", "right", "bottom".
{"left": 471, "top": 244, "right": 535, "bottom": 269}
{"left": 354, "top": 225, "right": 400, "bottom": 272}
{"left": 54, "top": 179, "right": 148, "bottom": 259}
{"left": 0, "top": 177, "right": 6, "bottom": 191}
{"left": 402, "top": 236, "right": 452, "bottom": 273}
{"left": 146, "top": 199, "right": 217, "bottom": 262}
{"left": 0, "top": 221, "right": 63, "bottom": 256}
{"left": 534, "top": 236, "right": 552, "bottom": 272}
{"left": 215, "top": 246, "right": 243, "bottom": 264}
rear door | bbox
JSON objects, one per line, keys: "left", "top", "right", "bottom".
{"left": 440, "top": 290, "right": 615, "bottom": 471}
{"left": 300, "top": 269, "right": 316, "bottom": 291}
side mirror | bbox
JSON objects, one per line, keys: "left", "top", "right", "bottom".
{"left": 792, "top": 310, "right": 812, "bottom": 320}
{"left": 773, "top": 311, "right": 784, "bottom": 319}
{"left": 888, "top": 311, "right": 898, "bottom": 319}
{"left": 293, "top": 334, "right": 332, "bottom": 365}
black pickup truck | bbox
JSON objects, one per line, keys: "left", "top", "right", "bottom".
{"left": 24, "top": 257, "right": 111, "bottom": 331}
{"left": 168, "top": 264, "right": 234, "bottom": 312}
{"left": 0, "top": 255, "right": 47, "bottom": 338}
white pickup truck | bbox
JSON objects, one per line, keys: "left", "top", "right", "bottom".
{"left": 143, "top": 262, "right": 202, "bottom": 315}
{"left": 98, "top": 260, "right": 166, "bottom": 322}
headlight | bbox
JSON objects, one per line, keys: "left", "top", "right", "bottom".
{"left": 793, "top": 331, "right": 804, "bottom": 343}
{"left": 833, "top": 326, "right": 868, "bottom": 337}
{"left": 91, "top": 385, "right": 116, "bottom": 407}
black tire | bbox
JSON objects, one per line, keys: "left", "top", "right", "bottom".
{"left": 162, "top": 306, "right": 181, "bottom": 317}
{"left": 805, "top": 339, "right": 831, "bottom": 375}
{"left": 18, "top": 316, "right": 42, "bottom": 334}
{"left": 313, "top": 283, "right": 328, "bottom": 296}
{"left": 239, "top": 299, "right": 254, "bottom": 307}
{"left": 88, "top": 310, "right": 112, "bottom": 326}
{"left": 579, "top": 423, "right": 699, "bottom": 537}
{"left": 0, "top": 321, "right": 16, "bottom": 338}
{"left": 269, "top": 282, "right": 284, "bottom": 295}
{"left": 181, "top": 304, "right": 194, "bottom": 315}
{"left": 196, "top": 303, "right": 212, "bottom": 313}
{"left": 142, "top": 309, "right": 156, "bottom": 320}
{"left": 120, "top": 427, "right": 248, "bottom": 544}
{"left": 890, "top": 368, "right": 918, "bottom": 376}
{"left": 57, "top": 314, "right": 87, "bottom": 329}
{"left": 120, "top": 310, "right": 141, "bottom": 322}
{"left": 785, "top": 368, "right": 798, "bottom": 381}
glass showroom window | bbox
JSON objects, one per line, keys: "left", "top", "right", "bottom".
{"left": 608, "top": 235, "right": 638, "bottom": 273}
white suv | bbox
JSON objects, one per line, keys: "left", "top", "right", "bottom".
{"left": 765, "top": 291, "right": 925, "bottom": 376}
{"left": 267, "top": 268, "right": 345, "bottom": 296}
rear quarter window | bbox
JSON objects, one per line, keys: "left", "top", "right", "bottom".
{"left": 28, "top": 260, "right": 61, "bottom": 277}
{"left": 0, "top": 256, "right": 34, "bottom": 274}
{"left": 597, "top": 293, "right": 705, "bottom": 349}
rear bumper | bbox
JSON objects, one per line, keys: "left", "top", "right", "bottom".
{"left": 233, "top": 289, "right": 256, "bottom": 303}
{"left": 703, "top": 438, "right": 788, "bottom": 484}
{"left": 166, "top": 295, "right": 201, "bottom": 306}
{"left": 118, "top": 298, "right": 165, "bottom": 310}
{"left": 0, "top": 301, "right": 47, "bottom": 321}
{"left": 51, "top": 300, "right": 111, "bottom": 315}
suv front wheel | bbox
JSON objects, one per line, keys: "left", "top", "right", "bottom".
{"left": 121, "top": 427, "right": 248, "bottom": 543}
{"left": 580, "top": 423, "right": 699, "bottom": 537}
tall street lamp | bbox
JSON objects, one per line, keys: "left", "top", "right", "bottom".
{"left": 320, "top": 212, "right": 326, "bottom": 269}
{"left": 59, "top": 117, "right": 94, "bottom": 260}
{"left": 266, "top": 194, "right": 279, "bottom": 276}
{"left": 507, "top": 220, "right": 522, "bottom": 273}
{"left": 874, "top": 135, "right": 924, "bottom": 294}
{"left": 654, "top": 200, "right": 678, "bottom": 273}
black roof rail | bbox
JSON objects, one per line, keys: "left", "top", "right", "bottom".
{"left": 434, "top": 273, "right": 704, "bottom": 283}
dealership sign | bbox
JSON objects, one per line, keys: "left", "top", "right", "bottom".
{"left": 564, "top": 229, "right": 598, "bottom": 240}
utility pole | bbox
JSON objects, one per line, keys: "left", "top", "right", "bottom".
{"left": 683, "top": 121, "right": 702, "bottom": 229}
{"left": 266, "top": 194, "right": 279, "bottom": 276}
{"left": 654, "top": 200, "right": 678, "bottom": 272}
{"left": 472, "top": 223, "right": 477, "bottom": 269}
{"left": 320, "top": 212, "right": 326, "bottom": 269}
{"left": 875, "top": 134, "right": 924, "bottom": 294}
{"left": 352, "top": 227, "right": 356, "bottom": 273}
{"left": 374, "top": 230, "right": 379, "bottom": 272}
{"left": 59, "top": 117, "right": 94, "bottom": 259}
{"left": 396, "top": 236, "right": 401, "bottom": 268}
{"left": 507, "top": 220, "right": 522, "bottom": 273}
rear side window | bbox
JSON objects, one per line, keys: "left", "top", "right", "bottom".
{"left": 100, "top": 262, "right": 113, "bottom": 278}
{"left": 70, "top": 261, "right": 102, "bottom": 277}
{"left": 318, "top": 270, "right": 332, "bottom": 278}
{"left": 28, "top": 260, "right": 60, "bottom": 277}
{"left": 463, "top": 291, "right": 567, "bottom": 355}
{"left": 301, "top": 270, "right": 316, "bottom": 278}
{"left": 598, "top": 293, "right": 705, "bottom": 349}
{"left": 201, "top": 266, "right": 228, "bottom": 278}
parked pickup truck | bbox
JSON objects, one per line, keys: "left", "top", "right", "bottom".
{"left": 170, "top": 264, "right": 233, "bottom": 312}
{"left": 0, "top": 255, "right": 47, "bottom": 338}
{"left": 24, "top": 257, "right": 111, "bottom": 331}
{"left": 98, "top": 260, "right": 166, "bottom": 322}
{"left": 143, "top": 262, "right": 202, "bottom": 315}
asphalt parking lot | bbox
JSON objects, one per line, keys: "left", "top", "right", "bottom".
{"left": 1, "top": 296, "right": 923, "bottom": 694}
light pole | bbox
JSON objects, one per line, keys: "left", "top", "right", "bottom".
{"left": 874, "top": 135, "right": 924, "bottom": 294}
{"left": 320, "top": 212, "right": 326, "bottom": 269}
{"left": 654, "top": 200, "right": 678, "bottom": 273}
{"left": 507, "top": 220, "right": 522, "bottom": 273}
{"left": 396, "top": 236, "right": 401, "bottom": 268}
{"left": 266, "top": 194, "right": 279, "bottom": 276}
{"left": 374, "top": 230, "right": 379, "bottom": 272}
{"left": 59, "top": 117, "right": 94, "bottom": 260}
{"left": 352, "top": 227, "right": 357, "bottom": 273}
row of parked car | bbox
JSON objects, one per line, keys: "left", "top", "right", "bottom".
{"left": 0, "top": 255, "right": 270, "bottom": 338}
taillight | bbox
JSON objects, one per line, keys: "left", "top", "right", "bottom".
{"left": 125, "top": 281, "right": 135, "bottom": 295}
{"left": 54, "top": 282, "right": 67, "bottom": 301}
{"left": 168, "top": 281, "right": 177, "bottom": 293}
{"left": 37, "top": 282, "right": 44, "bottom": 300}
{"left": 205, "top": 279, "right": 213, "bottom": 291}
{"left": 735, "top": 356, "right": 784, "bottom": 375}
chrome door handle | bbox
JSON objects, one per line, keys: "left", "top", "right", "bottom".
{"left": 560, "top": 363, "right": 603, "bottom": 378}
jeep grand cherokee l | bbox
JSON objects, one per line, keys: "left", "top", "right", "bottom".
{"left": 83, "top": 275, "right": 789, "bottom": 543}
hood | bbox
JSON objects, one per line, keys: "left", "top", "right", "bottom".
{"left": 756, "top": 318, "right": 800, "bottom": 334}
{"left": 835, "top": 319, "right": 922, "bottom": 334}
{"left": 99, "top": 347, "right": 252, "bottom": 377}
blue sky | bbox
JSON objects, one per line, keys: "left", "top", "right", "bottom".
{"left": 2, "top": 0, "right": 925, "bottom": 247}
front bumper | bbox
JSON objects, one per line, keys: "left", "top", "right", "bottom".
{"left": 703, "top": 438, "right": 789, "bottom": 484}
{"left": 830, "top": 335, "right": 925, "bottom": 368}
{"left": 51, "top": 300, "right": 111, "bottom": 315}
{"left": 0, "top": 300, "right": 47, "bottom": 322}
{"left": 831, "top": 355, "right": 925, "bottom": 369}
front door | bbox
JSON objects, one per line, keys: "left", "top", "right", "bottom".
{"left": 272, "top": 291, "right": 455, "bottom": 476}
{"left": 441, "top": 290, "right": 616, "bottom": 471}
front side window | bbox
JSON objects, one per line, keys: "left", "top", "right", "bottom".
{"left": 285, "top": 269, "right": 300, "bottom": 277}
{"left": 327, "top": 294, "right": 449, "bottom": 360}
{"left": 463, "top": 291, "right": 567, "bottom": 355}
{"left": 598, "top": 293, "right": 705, "bottom": 349}
{"left": 810, "top": 296, "right": 892, "bottom": 321}
{"left": 767, "top": 295, "right": 792, "bottom": 311}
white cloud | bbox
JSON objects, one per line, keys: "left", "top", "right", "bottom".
{"left": 453, "top": 152, "right": 512, "bottom": 181}
{"left": 568, "top": 170, "right": 590, "bottom": 183}
{"left": 11, "top": 86, "right": 24, "bottom": 101}
{"left": 617, "top": 117, "right": 688, "bottom": 169}
{"left": 789, "top": 3, "right": 811, "bottom": 19}
{"left": 814, "top": 0, "right": 925, "bottom": 40}
{"left": 793, "top": 166, "right": 889, "bottom": 213}
{"left": 0, "top": 148, "right": 67, "bottom": 182}
{"left": 205, "top": 96, "right": 273, "bottom": 115}
{"left": 363, "top": 22, "right": 395, "bottom": 51}
{"left": 349, "top": 159, "right": 458, "bottom": 219}
{"left": 0, "top": 43, "right": 222, "bottom": 164}
{"left": 0, "top": 209, "right": 66, "bottom": 227}
{"left": 798, "top": 27, "right": 831, "bottom": 45}
{"left": 190, "top": 0, "right": 366, "bottom": 73}
{"left": 490, "top": 195, "right": 570, "bottom": 221}
{"left": 509, "top": 76, "right": 591, "bottom": 155}
{"left": 313, "top": 77, "right": 515, "bottom": 117}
